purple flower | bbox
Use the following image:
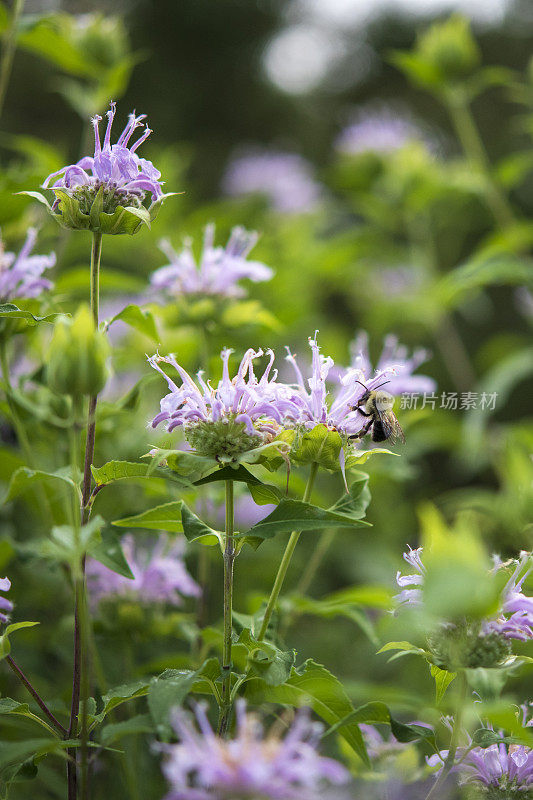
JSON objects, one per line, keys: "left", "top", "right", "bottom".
{"left": 0, "top": 228, "right": 55, "bottom": 302}
{"left": 148, "top": 348, "right": 295, "bottom": 459}
{"left": 86, "top": 535, "right": 200, "bottom": 609}
{"left": 0, "top": 576, "right": 13, "bottom": 623}
{"left": 394, "top": 546, "right": 425, "bottom": 609}
{"left": 43, "top": 102, "right": 163, "bottom": 208}
{"left": 334, "top": 108, "right": 422, "bottom": 156}
{"left": 280, "top": 333, "right": 399, "bottom": 437}
{"left": 161, "top": 700, "right": 349, "bottom": 800}
{"left": 221, "top": 149, "right": 323, "bottom": 214}
{"left": 150, "top": 224, "right": 273, "bottom": 300}
{"left": 395, "top": 547, "right": 533, "bottom": 643}
{"left": 346, "top": 332, "right": 436, "bottom": 397}
{"left": 483, "top": 553, "right": 533, "bottom": 642}
{"left": 429, "top": 709, "right": 533, "bottom": 793}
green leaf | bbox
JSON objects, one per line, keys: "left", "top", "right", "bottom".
{"left": 0, "top": 303, "right": 63, "bottom": 325}
{"left": 0, "top": 622, "right": 39, "bottom": 660}
{"left": 290, "top": 424, "right": 342, "bottom": 471}
{"left": 89, "top": 680, "right": 150, "bottom": 727}
{"left": 181, "top": 504, "right": 222, "bottom": 547}
{"left": 283, "top": 594, "right": 378, "bottom": 645}
{"left": 2, "top": 467, "right": 77, "bottom": 505}
{"left": 112, "top": 501, "right": 183, "bottom": 533}
{"left": 148, "top": 663, "right": 217, "bottom": 738}
{"left": 194, "top": 465, "right": 263, "bottom": 487}
{"left": 244, "top": 659, "right": 368, "bottom": 764}
{"left": 151, "top": 448, "right": 217, "bottom": 480}
{"left": 91, "top": 460, "right": 190, "bottom": 488}
{"left": 436, "top": 256, "right": 533, "bottom": 308}
{"left": 100, "top": 714, "right": 153, "bottom": 746}
{"left": 430, "top": 664, "right": 457, "bottom": 704}
{"left": 88, "top": 528, "right": 134, "bottom": 579}
{"left": 328, "top": 472, "right": 371, "bottom": 520}
{"left": 45, "top": 516, "right": 105, "bottom": 568}
{"left": 238, "top": 496, "right": 371, "bottom": 549}
{"left": 321, "top": 701, "right": 436, "bottom": 747}
{"left": 344, "top": 448, "right": 398, "bottom": 469}
{"left": 106, "top": 304, "right": 159, "bottom": 343}
{"left": 377, "top": 641, "right": 428, "bottom": 663}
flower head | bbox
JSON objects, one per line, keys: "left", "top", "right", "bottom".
{"left": 334, "top": 108, "right": 422, "bottom": 156}
{"left": 429, "top": 708, "right": 533, "bottom": 795}
{"left": 281, "top": 333, "right": 400, "bottom": 438}
{"left": 149, "top": 348, "right": 294, "bottom": 460}
{"left": 150, "top": 224, "right": 273, "bottom": 300}
{"left": 394, "top": 547, "right": 533, "bottom": 668}
{"left": 39, "top": 102, "right": 168, "bottom": 234}
{"left": 0, "top": 576, "right": 13, "bottom": 623}
{"left": 221, "top": 149, "right": 323, "bottom": 214}
{"left": 161, "top": 700, "right": 349, "bottom": 800}
{"left": 0, "top": 228, "right": 55, "bottom": 302}
{"left": 86, "top": 535, "right": 200, "bottom": 610}
{"left": 346, "top": 332, "right": 436, "bottom": 397}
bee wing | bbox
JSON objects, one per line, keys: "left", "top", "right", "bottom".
{"left": 377, "top": 410, "right": 406, "bottom": 444}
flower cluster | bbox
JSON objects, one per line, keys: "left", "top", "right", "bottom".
{"left": 150, "top": 224, "right": 273, "bottom": 300}
{"left": 149, "top": 348, "right": 295, "bottom": 460}
{"left": 86, "top": 535, "right": 200, "bottom": 609}
{"left": 346, "top": 332, "right": 436, "bottom": 397}
{"left": 0, "top": 576, "right": 13, "bottom": 623}
{"left": 334, "top": 108, "right": 422, "bottom": 156}
{"left": 395, "top": 547, "right": 533, "bottom": 668}
{"left": 0, "top": 228, "right": 55, "bottom": 303}
{"left": 428, "top": 707, "right": 533, "bottom": 795}
{"left": 161, "top": 701, "right": 349, "bottom": 800}
{"left": 43, "top": 102, "right": 163, "bottom": 214}
{"left": 221, "top": 149, "right": 323, "bottom": 214}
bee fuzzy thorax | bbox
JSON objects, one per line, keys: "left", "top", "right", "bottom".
{"left": 366, "top": 389, "right": 395, "bottom": 414}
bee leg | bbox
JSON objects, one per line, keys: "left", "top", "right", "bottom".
{"left": 349, "top": 418, "right": 373, "bottom": 441}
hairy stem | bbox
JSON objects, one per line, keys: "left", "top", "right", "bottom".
{"left": 0, "top": 0, "right": 25, "bottom": 119}
{"left": 68, "top": 231, "right": 103, "bottom": 800}
{"left": 217, "top": 479, "right": 235, "bottom": 737}
{"left": 6, "top": 655, "right": 67, "bottom": 736}
{"left": 425, "top": 670, "right": 467, "bottom": 800}
{"left": 257, "top": 462, "right": 319, "bottom": 642}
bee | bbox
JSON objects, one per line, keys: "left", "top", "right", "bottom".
{"left": 350, "top": 380, "right": 405, "bottom": 444}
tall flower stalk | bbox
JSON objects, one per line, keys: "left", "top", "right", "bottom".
{"left": 257, "top": 461, "right": 318, "bottom": 641}
{"left": 218, "top": 479, "right": 235, "bottom": 736}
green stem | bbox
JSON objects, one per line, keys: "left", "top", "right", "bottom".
{"left": 68, "top": 231, "right": 103, "bottom": 800}
{"left": 425, "top": 670, "right": 467, "bottom": 800}
{"left": 257, "top": 462, "right": 319, "bottom": 642}
{"left": 0, "top": 0, "right": 25, "bottom": 119}
{"left": 446, "top": 89, "right": 514, "bottom": 230}
{"left": 217, "top": 480, "right": 235, "bottom": 737}
{"left": 296, "top": 527, "right": 337, "bottom": 597}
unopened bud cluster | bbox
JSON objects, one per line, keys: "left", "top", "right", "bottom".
{"left": 47, "top": 305, "right": 110, "bottom": 396}
{"left": 428, "top": 624, "right": 512, "bottom": 671}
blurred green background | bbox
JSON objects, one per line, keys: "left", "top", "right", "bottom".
{"left": 0, "top": 0, "right": 532, "bottom": 797}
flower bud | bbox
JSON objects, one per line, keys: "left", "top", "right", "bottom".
{"left": 417, "top": 15, "right": 480, "bottom": 84}
{"left": 47, "top": 305, "right": 110, "bottom": 396}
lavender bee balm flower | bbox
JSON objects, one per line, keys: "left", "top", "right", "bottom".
{"left": 0, "top": 228, "right": 55, "bottom": 302}
{"left": 35, "top": 102, "right": 172, "bottom": 235}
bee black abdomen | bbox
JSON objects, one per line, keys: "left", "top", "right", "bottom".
{"left": 371, "top": 421, "right": 388, "bottom": 442}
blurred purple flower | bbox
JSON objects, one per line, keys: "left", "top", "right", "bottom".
{"left": 161, "top": 700, "right": 349, "bottom": 800}
{"left": 429, "top": 709, "right": 533, "bottom": 793}
{"left": 335, "top": 108, "right": 421, "bottom": 156}
{"left": 86, "top": 535, "right": 200, "bottom": 609}
{"left": 149, "top": 348, "right": 296, "bottom": 443}
{"left": 43, "top": 102, "right": 163, "bottom": 205}
{"left": 280, "top": 333, "right": 400, "bottom": 437}
{"left": 221, "top": 149, "right": 323, "bottom": 214}
{"left": 0, "top": 576, "right": 13, "bottom": 623}
{"left": 150, "top": 224, "right": 273, "bottom": 300}
{"left": 395, "top": 547, "right": 533, "bottom": 642}
{"left": 347, "top": 332, "right": 436, "bottom": 396}
{"left": 483, "top": 553, "right": 533, "bottom": 641}
{"left": 0, "top": 228, "right": 55, "bottom": 302}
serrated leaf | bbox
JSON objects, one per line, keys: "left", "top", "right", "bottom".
{"left": 194, "top": 465, "right": 262, "bottom": 487}
{"left": 235, "top": 629, "right": 295, "bottom": 686}
{"left": 88, "top": 528, "right": 134, "bottom": 579}
{"left": 100, "top": 714, "right": 153, "bottom": 746}
{"left": 91, "top": 460, "right": 191, "bottom": 489}
{"left": 112, "top": 501, "right": 183, "bottom": 533}
{"left": 148, "top": 661, "right": 217, "bottom": 738}
{"left": 322, "top": 701, "right": 436, "bottom": 747}
{"left": 244, "top": 659, "right": 368, "bottom": 764}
